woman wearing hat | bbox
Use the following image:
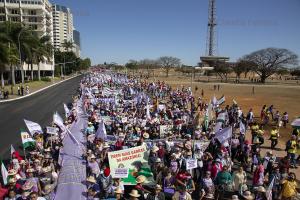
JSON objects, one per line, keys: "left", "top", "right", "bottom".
{"left": 146, "top": 184, "right": 165, "bottom": 200}
{"left": 134, "top": 175, "right": 151, "bottom": 200}
{"left": 114, "top": 187, "right": 124, "bottom": 200}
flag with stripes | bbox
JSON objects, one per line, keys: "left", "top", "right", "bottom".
{"left": 217, "top": 95, "right": 225, "bottom": 105}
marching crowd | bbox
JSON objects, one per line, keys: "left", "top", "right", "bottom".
{"left": 1, "top": 70, "right": 300, "bottom": 200}
{"left": 80, "top": 71, "right": 300, "bottom": 200}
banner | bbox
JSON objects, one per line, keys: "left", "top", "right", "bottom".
{"left": 159, "top": 125, "right": 173, "bottom": 138}
{"left": 108, "top": 145, "right": 154, "bottom": 185}
{"left": 186, "top": 159, "right": 198, "bottom": 170}
{"left": 24, "top": 119, "right": 43, "bottom": 136}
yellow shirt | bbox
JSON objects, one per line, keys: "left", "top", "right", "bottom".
{"left": 270, "top": 130, "right": 278, "bottom": 139}
{"left": 282, "top": 180, "right": 297, "bottom": 198}
{"left": 288, "top": 141, "right": 297, "bottom": 154}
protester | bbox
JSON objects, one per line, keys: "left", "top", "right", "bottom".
{"left": 1, "top": 70, "right": 300, "bottom": 200}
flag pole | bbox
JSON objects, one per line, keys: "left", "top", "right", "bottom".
{"left": 23, "top": 146, "right": 27, "bottom": 161}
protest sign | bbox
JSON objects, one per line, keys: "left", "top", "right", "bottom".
{"left": 113, "top": 168, "right": 129, "bottom": 178}
{"left": 108, "top": 145, "right": 154, "bottom": 185}
{"left": 186, "top": 159, "right": 198, "bottom": 170}
{"left": 46, "top": 127, "right": 58, "bottom": 135}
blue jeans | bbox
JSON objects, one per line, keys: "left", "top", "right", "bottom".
{"left": 288, "top": 153, "right": 296, "bottom": 166}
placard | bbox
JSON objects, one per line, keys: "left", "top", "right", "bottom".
{"left": 113, "top": 168, "right": 129, "bottom": 178}
{"left": 186, "top": 159, "right": 197, "bottom": 170}
{"left": 46, "top": 127, "right": 58, "bottom": 135}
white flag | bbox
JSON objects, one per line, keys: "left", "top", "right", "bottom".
{"left": 215, "top": 126, "right": 232, "bottom": 143}
{"left": 1, "top": 162, "right": 8, "bottom": 185}
{"left": 53, "top": 112, "right": 66, "bottom": 132}
{"left": 240, "top": 121, "right": 246, "bottom": 134}
{"left": 63, "top": 103, "right": 70, "bottom": 118}
{"left": 95, "top": 120, "right": 107, "bottom": 140}
{"left": 24, "top": 119, "right": 43, "bottom": 136}
{"left": 10, "top": 144, "right": 15, "bottom": 156}
{"left": 212, "top": 96, "right": 217, "bottom": 107}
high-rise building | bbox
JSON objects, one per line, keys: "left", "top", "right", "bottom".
{"left": 52, "top": 4, "right": 74, "bottom": 53}
{"left": 73, "top": 29, "right": 80, "bottom": 57}
{"left": 0, "top": 0, "right": 54, "bottom": 72}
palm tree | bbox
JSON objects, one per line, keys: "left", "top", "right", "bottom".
{"left": 61, "top": 40, "right": 74, "bottom": 52}
{"left": 33, "top": 35, "right": 53, "bottom": 80}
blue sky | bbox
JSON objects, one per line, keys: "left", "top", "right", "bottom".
{"left": 54, "top": 0, "right": 300, "bottom": 66}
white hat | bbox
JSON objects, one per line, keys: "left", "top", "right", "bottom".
{"left": 143, "top": 132, "right": 149, "bottom": 139}
{"left": 129, "top": 189, "right": 140, "bottom": 197}
{"left": 151, "top": 146, "right": 159, "bottom": 152}
{"left": 86, "top": 176, "right": 96, "bottom": 183}
{"left": 136, "top": 175, "right": 146, "bottom": 184}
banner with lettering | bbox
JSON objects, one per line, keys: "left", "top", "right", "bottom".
{"left": 108, "top": 144, "right": 154, "bottom": 185}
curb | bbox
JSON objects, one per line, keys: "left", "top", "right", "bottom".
{"left": 0, "top": 75, "right": 81, "bottom": 103}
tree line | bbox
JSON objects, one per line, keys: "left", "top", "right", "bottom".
{"left": 110, "top": 48, "right": 299, "bottom": 83}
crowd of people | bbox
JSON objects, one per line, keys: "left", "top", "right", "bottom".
{"left": 1, "top": 70, "right": 300, "bottom": 200}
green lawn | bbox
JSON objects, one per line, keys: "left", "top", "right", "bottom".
{"left": 1, "top": 76, "right": 66, "bottom": 99}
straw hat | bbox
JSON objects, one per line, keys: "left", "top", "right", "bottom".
{"left": 176, "top": 143, "right": 184, "bottom": 148}
{"left": 155, "top": 158, "right": 161, "bottom": 163}
{"left": 44, "top": 148, "right": 51, "bottom": 152}
{"left": 8, "top": 177, "right": 17, "bottom": 184}
{"left": 242, "top": 191, "right": 255, "bottom": 200}
{"left": 88, "top": 122, "right": 93, "bottom": 125}
{"left": 185, "top": 143, "right": 192, "bottom": 150}
{"left": 115, "top": 187, "right": 123, "bottom": 194}
{"left": 8, "top": 169, "right": 17, "bottom": 176}
{"left": 143, "top": 132, "right": 149, "bottom": 139}
{"left": 90, "top": 154, "right": 96, "bottom": 159}
{"left": 129, "top": 189, "right": 140, "bottom": 198}
{"left": 256, "top": 186, "right": 266, "bottom": 193}
{"left": 136, "top": 175, "right": 146, "bottom": 184}
{"left": 232, "top": 195, "right": 239, "bottom": 200}
{"left": 151, "top": 146, "right": 159, "bottom": 152}
{"left": 86, "top": 176, "right": 96, "bottom": 183}
{"left": 42, "top": 166, "right": 52, "bottom": 173}
{"left": 26, "top": 168, "right": 35, "bottom": 173}
{"left": 204, "top": 193, "right": 215, "bottom": 199}
{"left": 20, "top": 160, "right": 26, "bottom": 165}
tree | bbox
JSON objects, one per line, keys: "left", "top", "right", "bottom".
{"left": 61, "top": 40, "right": 74, "bottom": 52}
{"left": 290, "top": 67, "right": 300, "bottom": 77}
{"left": 33, "top": 35, "right": 53, "bottom": 80}
{"left": 242, "top": 48, "right": 298, "bottom": 83}
{"left": 232, "top": 60, "right": 254, "bottom": 81}
{"left": 158, "top": 56, "right": 181, "bottom": 77}
{"left": 138, "top": 59, "right": 158, "bottom": 77}
{"left": 213, "top": 62, "right": 233, "bottom": 82}
{"left": 0, "top": 32, "right": 9, "bottom": 87}
{"left": 125, "top": 60, "right": 138, "bottom": 75}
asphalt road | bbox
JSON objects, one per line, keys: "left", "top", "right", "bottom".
{"left": 0, "top": 75, "right": 83, "bottom": 159}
